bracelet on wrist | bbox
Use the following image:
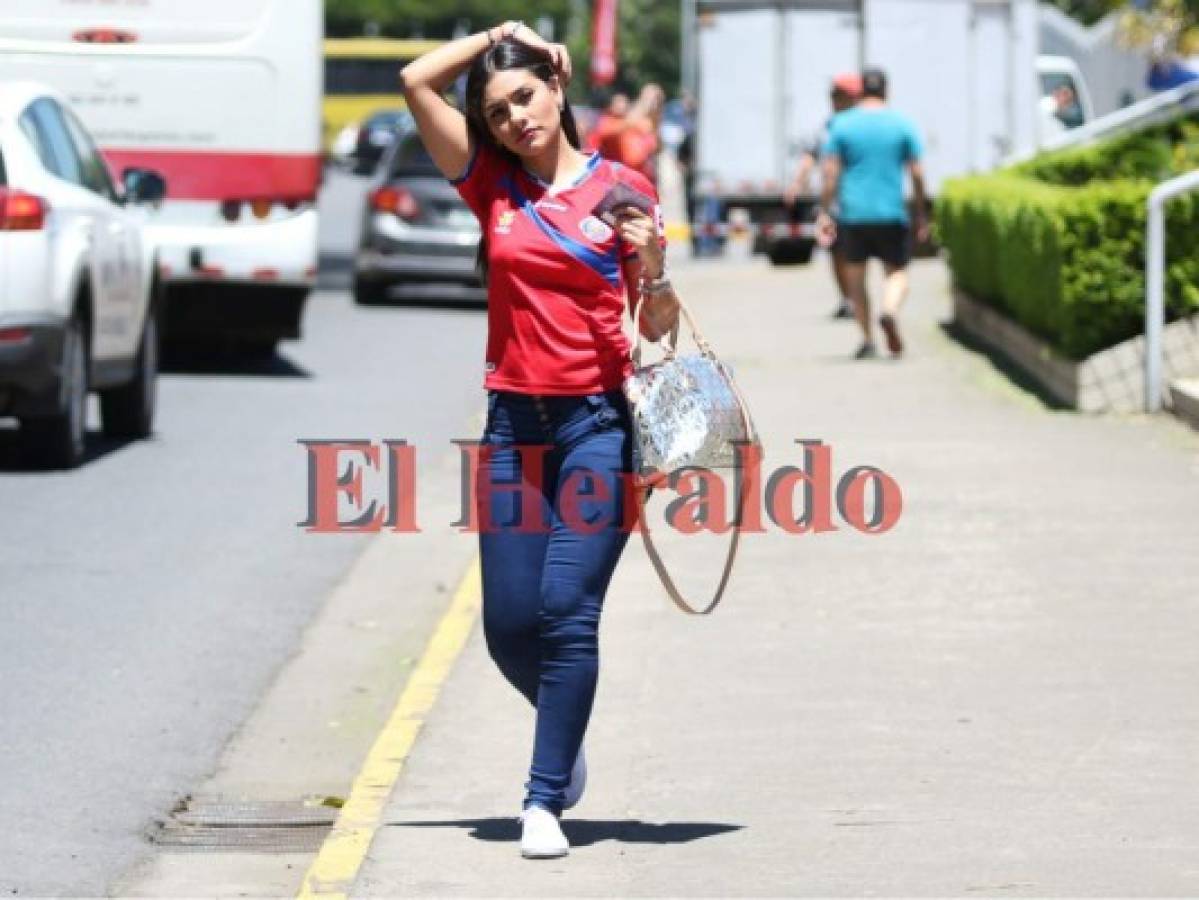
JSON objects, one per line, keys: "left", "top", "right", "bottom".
{"left": 639, "top": 265, "right": 672, "bottom": 296}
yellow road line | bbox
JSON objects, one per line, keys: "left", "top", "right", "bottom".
{"left": 298, "top": 556, "right": 482, "bottom": 899}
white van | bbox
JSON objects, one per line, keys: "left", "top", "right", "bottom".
{"left": 0, "top": 0, "right": 322, "bottom": 353}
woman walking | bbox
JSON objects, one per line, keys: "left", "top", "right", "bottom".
{"left": 400, "top": 23, "right": 678, "bottom": 858}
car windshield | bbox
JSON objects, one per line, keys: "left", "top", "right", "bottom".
{"left": 389, "top": 134, "right": 439, "bottom": 176}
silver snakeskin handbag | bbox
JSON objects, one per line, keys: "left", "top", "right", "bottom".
{"left": 623, "top": 291, "right": 760, "bottom": 615}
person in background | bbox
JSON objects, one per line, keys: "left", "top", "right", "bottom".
{"left": 1052, "top": 83, "right": 1085, "bottom": 127}
{"left": 619, "top": 83, "right": 664, "bottom": 185}
{"left": 588, "top": 89, "right": 630, "bottom": 158}
{"left": 784, "top": 72, "right": 862, "bottom": 319}
{"left": 817, "top": 67, "right": 927, "bottom": 359}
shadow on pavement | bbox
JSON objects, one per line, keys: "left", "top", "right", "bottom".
{"left": 161, "top": 345, "right": 311, "bottom": 378}
{"left": 386, "top": 817, "right": 743, "bottom": 847}
{"left": 938, "top": 322, "right": 1070, "bottom": 411}
{"left": 0, "top": 424, "right": 138, "bottom": 473}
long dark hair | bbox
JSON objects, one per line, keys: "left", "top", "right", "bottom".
{"left": 463, "top": 38, "right": 582, "bottom": 277}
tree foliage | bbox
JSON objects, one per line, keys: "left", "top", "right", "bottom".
{"left": 325, "top": 0, "right": 575, "bottom": 40}
{"left": 325, "top": 0, "right": 682, "bottom": 99}
{"left": 1043, "top": 0, "right": 1126, "bottom": 25}
{"left": 1116, "top": 0, "right": 1199, "bottom": 57}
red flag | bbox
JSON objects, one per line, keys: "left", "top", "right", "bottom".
{"left": 591, "top": 0, "right": 619, "bottom": 86}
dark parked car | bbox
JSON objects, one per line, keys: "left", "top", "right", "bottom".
{"left": 350, "top": 109, "right": 413, "bottom": 175}
{"left": 353, "top": 131, "right": 483, "bottom": 304}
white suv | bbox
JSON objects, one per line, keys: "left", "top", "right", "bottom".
{"left": 0, "top": 82, "right": 165, "bottom": 468}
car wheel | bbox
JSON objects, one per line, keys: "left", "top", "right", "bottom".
{"left": 353, "top": 276, "right": 389, "bottom": 305}
{"left": 22, "top": 314, "right": 89, "bottom": 468}
{"left": 100, "top": 303, "right": 158, "bottom": 439}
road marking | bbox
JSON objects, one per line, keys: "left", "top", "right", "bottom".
{"left": 297, "top": 556, "right": 482, "bottom": 899}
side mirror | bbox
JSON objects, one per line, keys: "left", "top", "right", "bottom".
{"left": 122, "top": 168, "right": 167, "bottom": 205}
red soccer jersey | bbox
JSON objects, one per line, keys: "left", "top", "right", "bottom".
{"left": 452, "top": 143, "right": 662, "bottom": 395}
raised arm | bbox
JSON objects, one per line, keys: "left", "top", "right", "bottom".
{"left": 398, "top": 28, "right": 499, "bottom": 180}
{"left": 399, "top": 23, "right": 573, "bottom": 182}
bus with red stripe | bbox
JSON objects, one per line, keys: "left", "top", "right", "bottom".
{"left": 0, "top": 0, "right": 322, "bottom": 352}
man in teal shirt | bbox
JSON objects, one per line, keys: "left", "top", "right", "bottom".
{"left": 818, "top": 68, "right": 928, "bottom": 359}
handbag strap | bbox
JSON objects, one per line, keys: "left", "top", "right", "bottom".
{"left": 627, "top": 283, "right": 760, "bottom": 615}
{"left": 628, "top": 286, "right": 710, "bottom": 368}
{"left": 634, "top": 483, "right": 745, "bottom": 615}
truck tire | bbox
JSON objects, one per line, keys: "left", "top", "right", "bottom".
{"left": 22, "top": 314, "right": 89, "bottom": 469}
{"left": 100, "top": 303, "right": 158, "bottom": 439}
{"left": 766, "top": 238, "right": 816, "bottom": 266}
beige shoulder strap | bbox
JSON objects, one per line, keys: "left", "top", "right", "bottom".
{"left": 633, "top": 484, "right": 744, "bottom": 616}
{"left": 626, "top": 286, "right": 758, "bottom": 614}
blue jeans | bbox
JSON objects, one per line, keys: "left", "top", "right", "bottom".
{"left": 477, "top": 389, "right": 633, "bottom": 815}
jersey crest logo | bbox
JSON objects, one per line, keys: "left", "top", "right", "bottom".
{"left": 579, "top": 215, "right": 614, "bottom": 243}
{"left": 495, "top": 210, "right": 516, "bottom": 235}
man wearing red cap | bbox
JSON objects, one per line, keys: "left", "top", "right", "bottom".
{"left": 784, "top": 73, "right": 862, "bottom": 319}
{"left": 817, "top": 67, "right": 928, "bottom": 360}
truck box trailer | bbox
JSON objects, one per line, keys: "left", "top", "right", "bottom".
{"left": 690, "top": 0, "right": 1041, "bottom": 262}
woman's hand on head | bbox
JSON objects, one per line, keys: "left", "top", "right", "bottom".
{"left": 504, "top": 22, "right": 573, "bottom": 85}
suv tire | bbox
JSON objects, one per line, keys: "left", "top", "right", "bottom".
{"left": 22, "top": 314, "right": 89, "bottom": 469}
{"left": 100, "top": 302, "right": 158, "bottom": 438}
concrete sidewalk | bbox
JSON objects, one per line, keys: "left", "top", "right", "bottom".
{"left": 351, "top": 256, "right": 1199, "bottom": 896}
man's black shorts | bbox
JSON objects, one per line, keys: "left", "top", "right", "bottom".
{"left": 842, "top": 222, "right": 911, "bottom": 267}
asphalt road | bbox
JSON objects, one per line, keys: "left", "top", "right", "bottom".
{"left": 0, "top": 168, "right": 488, "bottom": 896}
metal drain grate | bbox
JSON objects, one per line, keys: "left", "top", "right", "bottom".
{"left": 149, "top": 796, "right": 339, "bottom": 853}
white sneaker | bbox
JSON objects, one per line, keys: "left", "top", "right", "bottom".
{"left": 520, "top": 805, "right": 569, "bottom": 859}
{"left": 562, "top": 746, "right": 587, "bottom": 810}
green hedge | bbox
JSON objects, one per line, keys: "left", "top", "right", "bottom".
{"left": 937, "top": 112, "right": 1199, "bottom": 360}
{"left": 1011, "top": 114, "right": 1199, "bottom": 186}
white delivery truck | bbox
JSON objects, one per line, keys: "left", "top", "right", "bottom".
{"left": 0, "top": 0, "right": 323, "bottom": 353}
{"left": 688, "top": 0, "right": 1053, "bottom": 263}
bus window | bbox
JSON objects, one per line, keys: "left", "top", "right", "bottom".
{"left": 325, "top": 58, "right": 405, "bottom": 96}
